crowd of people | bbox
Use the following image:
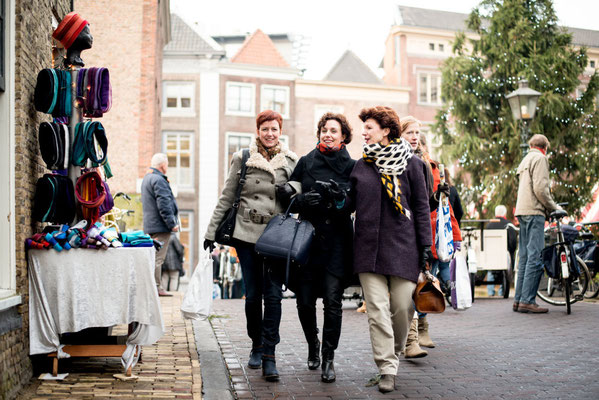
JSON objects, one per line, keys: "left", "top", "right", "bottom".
{"left": 195, "top": 108, "right": 560, "bottom": 393}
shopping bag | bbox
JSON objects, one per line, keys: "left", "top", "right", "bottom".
{"left": 450, "top": 253, "right": 472, "bottom": 310}
{"left": 435, "top": 196, "right": 454, "bottom": 262}
{"left": 181, "top": 250, "right": 214, "bottom": 320}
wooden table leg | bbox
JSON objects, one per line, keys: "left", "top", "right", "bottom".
{"left": 52, "top": 357, "right": 58, "bottom": 377}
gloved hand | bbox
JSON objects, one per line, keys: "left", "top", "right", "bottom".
{"left": 454, "top": 241, "right": 462, "bottom": 252}
{"left": 297, "top": 190, "right": 322, "bottom": 207}
{"left": 203, "top": 239, "right": 215, "bottom": 252}
{"left": 419, "top": 245, "right": 434, "bottom": 272}
{"left": 328, "top": 179, "right": 345, "bottom": 203}
{"left": 275, "top": 183, "right": 296, "bottom": 203}
{"left": 434, "top": 182, "right": 450, "bottom": 200}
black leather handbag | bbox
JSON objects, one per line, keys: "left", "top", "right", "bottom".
{"left": 255, "top": 198, "right": 315, "bottom": 288}
{"left": 215, "top": 149, "right": 250, "bottom": 245}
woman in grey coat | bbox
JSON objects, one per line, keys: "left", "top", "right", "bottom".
{"left": 349, "top": 106, "right": 432, "bottom": 393}
{"left": 204, "top": 110, "right": 298, "bottom": 382}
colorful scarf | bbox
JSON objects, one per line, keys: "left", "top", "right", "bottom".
{"left": 255, "top": 137, "right": 281, "bottom": 161}
{"left": 363, "top": 138, "right": 413, "bottom": 215}
{"left": 316, "top": 142, "right": 346, "bottom": 154}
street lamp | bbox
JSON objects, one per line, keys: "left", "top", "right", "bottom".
{"left": 505, "top": 79, "right": 542, "bottom": 157}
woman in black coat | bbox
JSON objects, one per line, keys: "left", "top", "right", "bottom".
{"left": 277, "top": 112, "right": 355, "bottom": 383}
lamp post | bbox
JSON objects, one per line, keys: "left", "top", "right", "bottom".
{"left": 505, "top": 79, "right": 542, "bottom": 157}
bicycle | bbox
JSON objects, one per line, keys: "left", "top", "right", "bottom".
{"left": 574, "top": 221, "right": 599, "bottom": 298}
{"left": 536, "top": 209, "right": 591, "bottom": 314}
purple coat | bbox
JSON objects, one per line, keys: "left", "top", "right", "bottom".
{"left": 350, "top": 156, "right": 432, "bottom": 283}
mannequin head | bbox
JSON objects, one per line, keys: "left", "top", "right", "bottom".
{"left": 65, "top": 25, "right": 93, "bottom": 67}
{"left": 52, "top": 12, "right": 92, "bottom": 67}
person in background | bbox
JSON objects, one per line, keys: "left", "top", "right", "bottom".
{"left": 444, "top": 168, "right": 463, "bottom": 226}
{"left": 350, "top": 107, "right": 432, "bottom": 393}
{"left": 514, "top": 134, "right": 561, "bottom": 314}
{"left": 486, "top": 205, "right": 518, "bottom": 296}
{"left": 277, "top": 112, "right": 355, "bottom": 383}
{"left": 203, "top": 110, "right": 298, "bottom": 381}
{"left": 141, "top": 153, "right": 179, "bottom": 297}
{"left": 161, "top": 232, "right": 185, "bottom": 291}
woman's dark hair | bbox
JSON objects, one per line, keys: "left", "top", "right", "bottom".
{"left": 256, "top": 110, "right": 283, "bottom": 130}
{"left": 316, "top": 112, "right": 353, "bottom": 144}
{"left": 358, "top": 106, "right": 400, "bottom": 141}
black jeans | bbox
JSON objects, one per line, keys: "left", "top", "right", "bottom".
{"left": 235, "top": 240, "right": 283, "bottom": 355}
{"left": 296, "top": 271, "right": 344, "bottom": 354}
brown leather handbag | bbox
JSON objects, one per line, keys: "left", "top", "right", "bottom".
{"left": 413, "top": 271, "right": 446, "bottom": 314}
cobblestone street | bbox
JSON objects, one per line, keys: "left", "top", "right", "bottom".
{"left": 211, "top": 297, "right": 599, "bottom": 399}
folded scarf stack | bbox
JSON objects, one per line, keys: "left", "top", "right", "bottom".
{"left": 76, "top": 67, "right": 112, "bottom": 118}
{"left": 38, "top": 122, "right": 69, "bottom": 172}
{"left": 119, "top": 231, "right": 154, "bottom": 247}
{"left": 33, "top": 68, "right": 72, "bottom": 117}
{"left": 25, "top": 221, "right": 88, "bottom": 251}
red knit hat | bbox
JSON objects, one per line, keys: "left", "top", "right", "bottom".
{"left": 52, "top": 12, "right": 88, "bottom": 49}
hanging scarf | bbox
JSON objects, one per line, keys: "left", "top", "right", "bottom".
{"left": 316, "top": 141, "right": 345, "bottom": 154}
{"left": 363, "top": 137, "right": 413, "bottom": 215}
{"left": 255, "top": 137, "right": 281, "bottom": 161}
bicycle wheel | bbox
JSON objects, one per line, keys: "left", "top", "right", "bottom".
{"left": 537, "top": 256, "right": 589, "bottom": 306}
{"left": 583, "top": 269, "right": 599, "bottom": 299}
{"left": 570, "top": 257, "right": 589, "bottom": 303}
{"left": 538, "top": 273, "right": 562, "bottom": 305}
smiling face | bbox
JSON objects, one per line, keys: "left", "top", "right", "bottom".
{"left": 401, "top": 122, "right": 420, "bottom": 150}
{"left": 362, "top": 118, "right": 390, "bottom": 146}
{"left": 319, "top": 119, "right": 344, "bottom": 148}
{"left": 257, "top": 119, "right": 281, "bottom": 149}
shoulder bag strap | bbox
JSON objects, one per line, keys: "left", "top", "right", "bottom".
{"left": 232, "top": 149, "right": 250, "bottom": 210}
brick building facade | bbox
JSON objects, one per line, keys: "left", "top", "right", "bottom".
{"left": 0, "top": 2, "right": 71, "bottom": 399}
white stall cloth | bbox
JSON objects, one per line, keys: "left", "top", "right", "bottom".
{"left": 28, "top": 248, "right": 164, "bottom": 371}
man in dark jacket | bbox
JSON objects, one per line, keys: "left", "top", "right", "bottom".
{"left": 141, "top": 153, "right": 179, "bottom": 296}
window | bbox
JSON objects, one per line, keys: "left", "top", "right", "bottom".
{"left": 178, "top": 211, "right": 194, "bottom": 276}
{"left": 163, "top": 132, "right": 193, "bottom": 190}
{"left": 394, "top": 35, "right": 401, "bottom": 66}
{"left": 226, "top": 81, "right": 255, "bottom": 116}
{"left": 438, "top": 43, "right": 444, "bottom": 52}
{"left": 313, "top": 104, "right": 344, "bottom": 130}
{"left": 418, "top": 72, "right": 442, "bottom": 105}
{"left": 591, "top": 60, "right": 596, "bottom": 68}
{"left": 162, "top": 81, "right": 195, "bottom": 115}
{"left": 224, "top": 132, "right": 253, "bottom": 177}
{"left": 429, "top": 43, "right": 435, "bottom": 51}
{"left": 261, "top": 85, "right": 290, "bottom": 118}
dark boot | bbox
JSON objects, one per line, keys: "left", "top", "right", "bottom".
{"left": 262, "top": 354, "right": 279, "bottom": 382}
{"left": 248, "top": 346, "right": 263, "bottom": 369}
{"left": 307, "top": 336, "right": 321, "bottom": 370}
{"left": 321, "top": 350, "right": 335, "bottom": 383}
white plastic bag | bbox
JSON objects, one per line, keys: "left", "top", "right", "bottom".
{"left": 181, "top": 250, "right": 214, "bottom": 320}
{"left": 454, "top": 253, "right": 472, "bottom": 310}
{"left": 435, "top": 195, "right": 454, "bottom": 262}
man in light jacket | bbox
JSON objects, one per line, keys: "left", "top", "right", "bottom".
{"left": 141, "top": 153, "right": 179, "bottom": 297}
{"left": 514, "top": 134, "right": 561, "bottom": 313}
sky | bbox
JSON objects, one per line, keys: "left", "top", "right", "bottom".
{"left": 170, "top": 0, "right": 599, "bottom": 80}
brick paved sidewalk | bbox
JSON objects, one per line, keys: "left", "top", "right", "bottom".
{"left": 211, "top": 297, "right": 599, "bottom": 399}
{"left": 17, "top": 293, "right": 202, "bottom": 400}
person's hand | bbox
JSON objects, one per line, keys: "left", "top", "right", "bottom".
{"left": 298, "top": 191, "right": 322, "bottom": 207}
{"left": 454, "top": 241, "right": 461, "bottom": 252}
{"left": 172, "top": 226, "right": 179, "bottom": 232}
{"left": 275, "top": 183, "right": 295, "bottom": 202}
{"left": 435, "top": 182, "right": 450, "bottom": 198}
{"left": 419, "top": 245, "right": 433, "bottom": 272}
{"left": 328, "top": 179, "right": 345, "bottom": 202}
{"left": 203, "top": 239, "right": 215, "bottom": 252}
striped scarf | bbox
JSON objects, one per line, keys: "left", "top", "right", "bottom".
{"left": 363, "top": 138, "right": 413, "bottom": 215}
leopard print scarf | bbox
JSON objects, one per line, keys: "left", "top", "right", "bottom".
{"left": 255, "top": 137, "right": 281, "bottom": 161}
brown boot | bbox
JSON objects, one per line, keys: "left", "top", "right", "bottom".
{"left": 404, "top": 318, "right": 428, "bottom": 358}
{"left": 418, "top": 316, "right": 435, "bottom": 348}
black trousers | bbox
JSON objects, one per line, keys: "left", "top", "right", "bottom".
{"left": 295, "top": 271, "right": 344, "bottom": 354}
{"left": 235, "top": 240, "right": 283, "bottom": 355}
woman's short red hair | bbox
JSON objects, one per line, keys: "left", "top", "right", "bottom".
{"left": 256, "top": 110, "right": 283, "bottom": 130}
{"left": 359, "top": 106, "right": 401, "bottom": 141}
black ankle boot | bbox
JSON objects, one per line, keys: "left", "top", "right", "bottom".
{"left": 307, "top": 337, "right": 321, "bottom": 370}
{"left": 262, "top": 355, "right": 279, "bottom": 382}
{"left": 321, "top": 351, "right": 335, "bottom": 383}
{"left": 248, "top": 346, "right": 263, "bottom": 369}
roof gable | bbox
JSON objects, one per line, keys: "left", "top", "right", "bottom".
{"left": 165, "top": 14, "right": 224, "bottom": 56}
{"left": 324, "top": 50, "right": 381, "bottom": 85}
{"left": 231, "top": 29, "right": 290, "bottom": 67}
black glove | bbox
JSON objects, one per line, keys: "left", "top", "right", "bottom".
{"left": 434, "top": 182, "right": 450, "bottom": 200}
{"left": 328, "top": 179, "right": 345, "bottom": 203}
{"left": 419, "top": 245, "right": 433, "bottom": 272}
{"left": 203, "top": 239, "right": 215, "bottom": 252}
{"left": 275, "top": 183, "right": 296, "bottom": 203}
{"left": 297, "top": 190, "right": 322, "bottom": 207}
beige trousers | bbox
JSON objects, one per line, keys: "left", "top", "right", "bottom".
{"left": 359, "top": 272, "right": 416, "bottom": 375}
{"left": 151, "top": 232, "right": 171, "bottom": 290}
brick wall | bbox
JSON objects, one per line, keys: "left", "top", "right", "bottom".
{"left": 1, "top": 2, "right": 71, "bottom": 399}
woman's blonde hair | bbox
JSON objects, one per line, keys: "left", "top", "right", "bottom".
{"left": 399, "top": 115, "right": 421, "bottom": 135}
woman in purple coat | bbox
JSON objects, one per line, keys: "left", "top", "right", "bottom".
{"left": 349, "top": 106, "right": 433, "bottom": 393}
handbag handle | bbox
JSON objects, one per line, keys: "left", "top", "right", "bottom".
{"left": 282, "top": 218, "right": 301, "bottom": 291}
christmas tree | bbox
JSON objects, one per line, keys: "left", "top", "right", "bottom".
{"left": 434, "top": 0, "right": 599, "bottom": 218}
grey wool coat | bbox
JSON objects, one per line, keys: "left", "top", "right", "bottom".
{"left": 350, "top": 156, "right": 432, "bottom": 283}
{"left": 205, "top": 140, "right": 298, "bottom": 244}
